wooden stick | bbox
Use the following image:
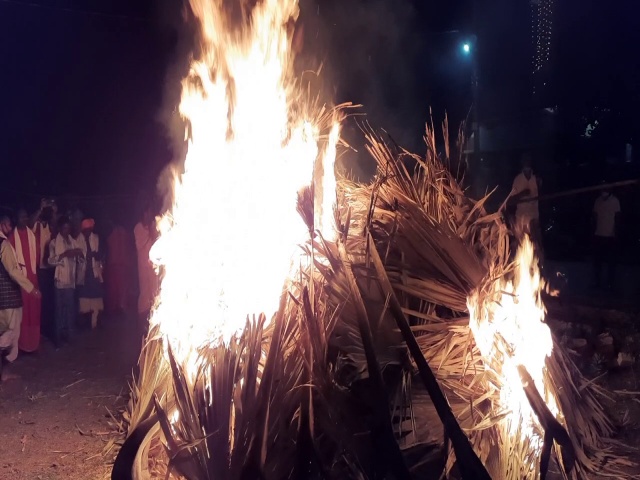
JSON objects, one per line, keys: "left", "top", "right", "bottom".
{"left": 515, "top": 179, "right": 638, "bottom": 205}
{"left": 517, "top": 365, "right": 576, "bottom": 475}
{"left": 63, "top": 378, "right": 85, "bottom": 389}
{"left": 613, "top": 390, "right": 640, "bottom": 396}
{"left": 540, "top": 430, "right": 554, "bottom": 480}
{"left": 367, "top": 233, "right": 492, "bottom": 480}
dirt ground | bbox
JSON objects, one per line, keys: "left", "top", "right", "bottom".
{"left": 2, "top": 303, "right": 640, "bottom": 479}
{"left": 0, "top": 314, "right": 140, "bottom": 480}
{"left": 547, "top": 298, "right": 640, "bottom": 477}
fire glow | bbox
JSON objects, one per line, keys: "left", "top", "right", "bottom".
{"left": 149, "top": 0, "right": 339, "bottom": 365}
{"left": 468, "top": 237, "right": 561, "bottom": 471}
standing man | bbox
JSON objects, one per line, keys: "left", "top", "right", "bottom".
{"left": 134, "top": 206, "right": 159, "bottom": 333}
{"left": 48, "top": 217, "right": 84, "bottom": 347}
{"left": 31, "top": 199, "right": 55, "bottom": 266}
{"left": 32, "top": 199, "right": 56, "bottom": 340}
{"left": 9, "top": 208, "right": 42, "bottom": 352}
{"left": 510, "top": 154, "right": 543, "bottom": 256}
{"left": 592, "top": 188, "right": 621, "bottom": 290}
{"left": 0, "top": 215, "right": 40, "bottom": 382}
{"left": 76, "top": 218, "right": 104, "bottom": 329}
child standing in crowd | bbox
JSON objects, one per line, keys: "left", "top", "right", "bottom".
{"left": 48, "top": 217, "right": 83, "bottom": 347}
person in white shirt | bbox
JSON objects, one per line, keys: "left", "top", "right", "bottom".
{"left": 31, "top": 199, "right": 57, "bottom": 269}
{"left": 592, "top": 189, "right": 621, "bottom": 289}
{"left": 510, "top": 154, "right": 543, "bottom": 256}
{"left": 48, "top": 217, "right": 84, "bottom": 347}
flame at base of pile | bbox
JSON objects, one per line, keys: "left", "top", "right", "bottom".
{"left": 468, "top": 237, "right": 566, "bottom": 477}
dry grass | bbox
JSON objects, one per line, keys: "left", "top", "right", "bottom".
{"left": 118, "top": 118, "right": 631, "bottom": 479}
{"left": 329, "top": 118, "right": 630, "bottom": 479}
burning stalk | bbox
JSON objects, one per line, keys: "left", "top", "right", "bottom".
{"left": 517, "top": 365, "right": 575, "bottom": 479}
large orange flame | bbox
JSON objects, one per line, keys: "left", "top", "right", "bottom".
{"left": 468, "top": 236, "right": 561, "bottom": 475}
{"left": 149, "top": 0, "right": 339, "bottom": 367}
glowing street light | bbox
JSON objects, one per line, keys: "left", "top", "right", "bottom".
{"left": 459, "top": 36, "right": 480, "bottom": 168}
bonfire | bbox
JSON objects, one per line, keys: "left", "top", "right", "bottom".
{"left": 113, "top": 0, "right": 629, "bottom": 478}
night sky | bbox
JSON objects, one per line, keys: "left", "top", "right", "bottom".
{"left": 0, "top": 0, "right": 637, "bottom": 216}
{"left": 556, "top": 1, "right": 639, "bottom": 135}
{"left": 0, "top": 0, "right": 170, "bottom": 204}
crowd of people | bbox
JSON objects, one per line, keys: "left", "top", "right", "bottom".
{"left": 0, "top": 200, "right": 159, "bottom": 382}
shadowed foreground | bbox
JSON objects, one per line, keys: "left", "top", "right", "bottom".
{"left": 0, "top": 315, "right": 139, "bottom": 480}
{"left": 1, "top": 307, "right": 639, "bottom": 479}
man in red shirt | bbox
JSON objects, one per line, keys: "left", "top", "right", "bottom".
{"left": 1, "top": 214, "right": 40, "bottom": 381}
{"left": 9, "top": 209, "right": 42, "bottom": 352}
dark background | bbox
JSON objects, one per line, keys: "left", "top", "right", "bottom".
{"left": 0, "top": 0, "right": 638, "bottom": 259}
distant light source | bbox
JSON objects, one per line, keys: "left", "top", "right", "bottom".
{"left": 463, "top": 43, "right": 471, "bottom": 54}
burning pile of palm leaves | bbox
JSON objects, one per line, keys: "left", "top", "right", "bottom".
{"left": 112, "top": 0, "right": 631, "bottom": 478}
{"left": 113, "top": 119, "right": 631, "bottom": 479}
{"left": 338, "top": 124, "right": 629, "bottom": 479}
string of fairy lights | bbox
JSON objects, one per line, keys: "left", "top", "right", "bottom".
{"left": 530, "top": 0, "right": 554, "bottom": 98}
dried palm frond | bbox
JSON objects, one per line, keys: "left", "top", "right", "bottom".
{"left": 138, "top": 259, "right": 422, "bottom": 480}
{"left": 118, "top": 113, "right": 631, "bottom": 480}
{"left": 126, "top": 326, "right": 173, "bottom": 433}
{"left": 326, "top": 118, "right": 631, "bottom": 479}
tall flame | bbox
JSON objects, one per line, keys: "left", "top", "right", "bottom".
{"left": 149, "top": 0, "right": 339, "bottom": 364}
{"left": 468, "top": 237, "right": 560, "bottom": 475}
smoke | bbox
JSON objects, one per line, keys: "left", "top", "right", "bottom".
{"left": 152, "top": 0, "right": 312, "bottom": 210}
{"left": 152, "top": 0, "right": 421, "bottom": 196}
{"left": 151, "top": 0, "right": 199, "bottom": 212}
{"left": 325, "top": 1, "right": 420, "bottom": 128}
{"left": 309, "top": 0, "right": 424, "bottom": 180}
